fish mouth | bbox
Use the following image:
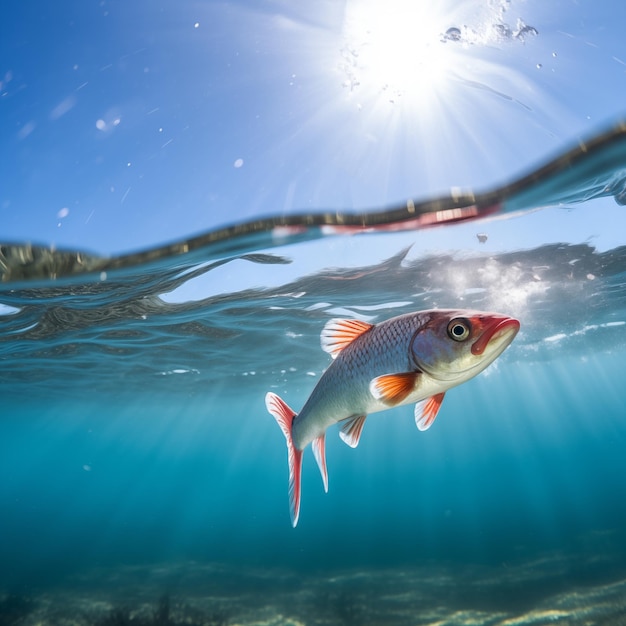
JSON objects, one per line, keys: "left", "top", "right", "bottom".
{"left": 471, "top": 317, "right": 520, "bottom": 356}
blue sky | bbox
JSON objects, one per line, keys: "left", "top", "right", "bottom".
{"left": 1, "top": 0, "right": 626, "bottom": 256}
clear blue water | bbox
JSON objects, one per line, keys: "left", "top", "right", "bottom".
{"left": 1, "top": 130, "right": 626, "bottom": 622}
{"left": 2, "top": 1, "right": 626, "bottom": 620}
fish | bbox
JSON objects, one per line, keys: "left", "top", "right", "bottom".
{"left": 266, "top": 309, "right": 520, "bottom": 526}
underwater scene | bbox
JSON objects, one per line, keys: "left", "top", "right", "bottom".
{"left": 2, "top": 1, "right": 626, "bottom": 625}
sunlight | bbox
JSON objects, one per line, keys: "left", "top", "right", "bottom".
{"left": 338, "top": 0, "right": 542, "bottom": 123}
{"left": 328, "top": 0, "right": 557, "bottom": 202}
{"left": 340, "top": 0, "right": 455, "bottom": 108}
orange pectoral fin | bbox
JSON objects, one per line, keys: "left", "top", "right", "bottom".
{"left": 414, "top": 392, "right": 445, "bottom": 431}
{"left": 369, "top": 372, "right": 419, "bottom": 406}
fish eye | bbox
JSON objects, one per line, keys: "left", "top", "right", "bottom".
{"left": 447, "top": 318, "right": 471, "bottom": 342}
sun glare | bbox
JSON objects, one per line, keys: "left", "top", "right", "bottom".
{"left": 338, "top": 0, "right": 540, "bottom": 116}
{"left": 331, "top": 0, "right": 551, "bottom": 189}
{"left": 340, "top": 1, "right": 458, "bottom": 107}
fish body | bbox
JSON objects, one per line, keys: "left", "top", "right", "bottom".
{"left": 266, "top": 309, "right": 520, "bottom": 526}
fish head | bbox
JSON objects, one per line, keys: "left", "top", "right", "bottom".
{"left": 410, "top": 310, "right": 520, "bottom": 383}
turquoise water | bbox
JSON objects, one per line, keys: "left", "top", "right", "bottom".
{"left": 1, "top": 128, "right": 626, "bottom": 623}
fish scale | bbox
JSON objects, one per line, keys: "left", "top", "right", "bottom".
{"left": 293, "top": 312, "right": 428, "bottom": 448}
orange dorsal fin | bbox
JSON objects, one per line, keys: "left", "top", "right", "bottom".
{"left": 320, "top": 318, "right": 373, "bottom": 359}
{"left": 414, "top": 392, "right": 445, "bottom": 431}
{"left": 338, "top": 414, "right": 367, "bottom": 448}
{"left": 369, "top": 372, "right": 419, "bottom": 406}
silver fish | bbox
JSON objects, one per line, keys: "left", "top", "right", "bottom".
{"left": 266, "top": 309, "right": 520, "bottom": 526}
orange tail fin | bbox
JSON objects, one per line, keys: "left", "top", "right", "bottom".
{"left": 266, "top": 392, "right": 303, "bottom": 527}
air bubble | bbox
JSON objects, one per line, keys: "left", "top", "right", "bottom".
{"left": 442, "top": 27, "right": 462, "bottom": 42}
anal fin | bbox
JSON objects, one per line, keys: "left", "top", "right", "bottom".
{"left": 415, "top": 392, "right": 445, "bottom": 431}
{"left": 339, "top": 414, "right": 367, "bottom": 448}
{"left": 311, "top": 434, "right": 328, "bottom": 493}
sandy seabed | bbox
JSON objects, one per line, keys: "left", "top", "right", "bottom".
{"left": 3, "top": 547, "right": 626, "bottom": 626}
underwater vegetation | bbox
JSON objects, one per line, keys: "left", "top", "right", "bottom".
{"left": 95, "top": 595, "right": 229, "bottom": 626}
{"left": 0, "top": 594, "right": 35, "bottom": 626}
{"left": 4, "top": 557, "right": 626, "bottom": 625}
{"left": 0, "top": 592, "right": 230, "bottom": 626}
